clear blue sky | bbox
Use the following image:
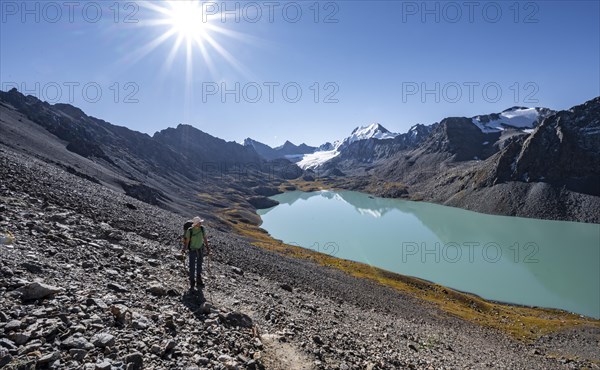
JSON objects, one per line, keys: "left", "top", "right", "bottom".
{"left": 1, "top": 1, "right": 598, "bottom": 147}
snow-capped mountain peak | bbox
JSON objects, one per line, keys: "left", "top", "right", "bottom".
{"left": 471, "top": 107, "right": 553, "bottom": 133}
{"left": 298, "top": 123, "right": 399, "bottom": 169}
{"left": 346, "top": 123, "right": 397, "bottom": 144}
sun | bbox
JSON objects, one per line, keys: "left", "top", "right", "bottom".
{"left": 128, "top": 0, "right": 251, "bottom": 81}
{"left": 166, "top": 1, "right": 208, "bottom": 43}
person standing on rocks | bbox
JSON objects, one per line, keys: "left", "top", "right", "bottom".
{"left": 182, "top": 216, "right": 210, "bottom": 290}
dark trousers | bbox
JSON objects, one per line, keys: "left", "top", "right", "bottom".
{"left": 188, "top": 249, "right": 204, "bottom": 287}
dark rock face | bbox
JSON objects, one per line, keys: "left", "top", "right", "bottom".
{"left": 479, "top": 98, "right": 600, "bottom": 198}
{"left": 508, "top": 98, "right": 600, "bottom": 195}
{"left": 417, "top": 117, "right": 500, "bottom": 162}
{"left": 318, "top": 142, "right": 334, "bottom": 151}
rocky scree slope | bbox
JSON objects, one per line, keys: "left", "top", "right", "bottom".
{"left": 1, "top": 145, "right": 599, "bottom": 369}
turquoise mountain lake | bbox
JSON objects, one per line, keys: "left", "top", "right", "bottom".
{"left": 257, "top": 190, "right": 600, "bottom": 318}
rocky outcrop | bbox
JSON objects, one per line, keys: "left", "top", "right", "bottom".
{"left": 247, "top": 196, "right": 279, "bottom": 209}
{"left": 504, "top": 97, "right": 600, "bottom": 195}
{"left": 417, "top": 117, "right": 500, "bottom": 161}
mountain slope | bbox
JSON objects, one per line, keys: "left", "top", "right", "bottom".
{"left": 490, "top": 97, "right": 600, "bottom": 195}
{"left": 0, "top": 89, "right": 298, "bottom": 226}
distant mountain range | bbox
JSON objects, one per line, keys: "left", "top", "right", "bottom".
{"left": 244, "top": 99, "right": 599, "bottom": 222}
{"left": 1, "top": 87, "right": 598, "bottom": 223}
{"left": 246, "top": 107, "right": 557, "bottom": 171}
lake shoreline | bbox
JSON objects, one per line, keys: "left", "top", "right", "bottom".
{"left": 232, "top": 214, "right": 599, "bottom": 330}
{"left": 241, "top": 184, "right": 600, "bottom": 330}
{"left": 279, "top": 177, "right": 600, "bottom": 225}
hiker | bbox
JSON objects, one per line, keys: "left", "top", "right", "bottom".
{"left": 182, "top": 216, "right": 210, "bottom": 290}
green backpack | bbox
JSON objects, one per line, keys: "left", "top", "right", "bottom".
{"left": 183, "top": 221, "right": 205, "bottom": 250}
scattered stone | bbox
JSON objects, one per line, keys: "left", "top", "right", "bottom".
{"left": 166, "top": 288, "right": 180, "bottom": 297}
{"left": 199, "top": 302, "right": 215, "bottom": 315}
{"left": 231, "top": 266, "right": 243, "bottom": 275}
{"left": 107, "top": 283, "right": 128, "bottom": 293}
{"left": 162, "top": 339, "right": 177, "bottom": 355}
{"left": 86, "top": 298, "right": 108, "bottom": 309}
{"left": 11, "top": 332, "right": 30, "bottom": 345}
{"left": 110, "top": 304, "right": 130, "bottom": 323}
{"left": 19, "top": 282, "right": 62, "bottom": 300}
{"left": 37, "top": 351, "right": 60, "bottom": 365}
{"left": 218, "top": 354, "right": 234, "bottom": 363}
{"left": 221, "top": 311, "right": 253, "bottom": 328}
{"left": 132, "top": 319, "right": 148, "bottom": 330}
{"left": 125, "top": 352, "right": 143, "bottom": 370}
{"left": 0, "top": 338, "right": 17, "bottom": 350}
{"left": 91, "top": 333, "right": 115, "bottom": 348}
{"left": 146, "top": 284, "right": 167, "bottom": 297}
{"left": 62, "top": 335, "right": 94, "bottom": 350}
{"left": 280, "top": 283, "right": 293, "bottom": 293}
{"left": 150, "top": 344, "right": 161, "bottom": 354}
{"left": 69, "top": 348, "right": 88, "bottom": 361}
{"left": 20, "top": 262, "right": 43, "bottom": 273}
{"left": 5, "top": 319, "right": 22, "bottom": 331}
{"left": 0, "top": 349, "right": 12, "bottom": 368}
{"left": 95, "top": 360, "right": 112, "bottom": 370}
{"left": 197, "top": 356, "right": 209, "bottom": 365}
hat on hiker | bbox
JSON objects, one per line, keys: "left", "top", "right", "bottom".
{"left": 192, "top": 216, "right": 204, "bottom": 225}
